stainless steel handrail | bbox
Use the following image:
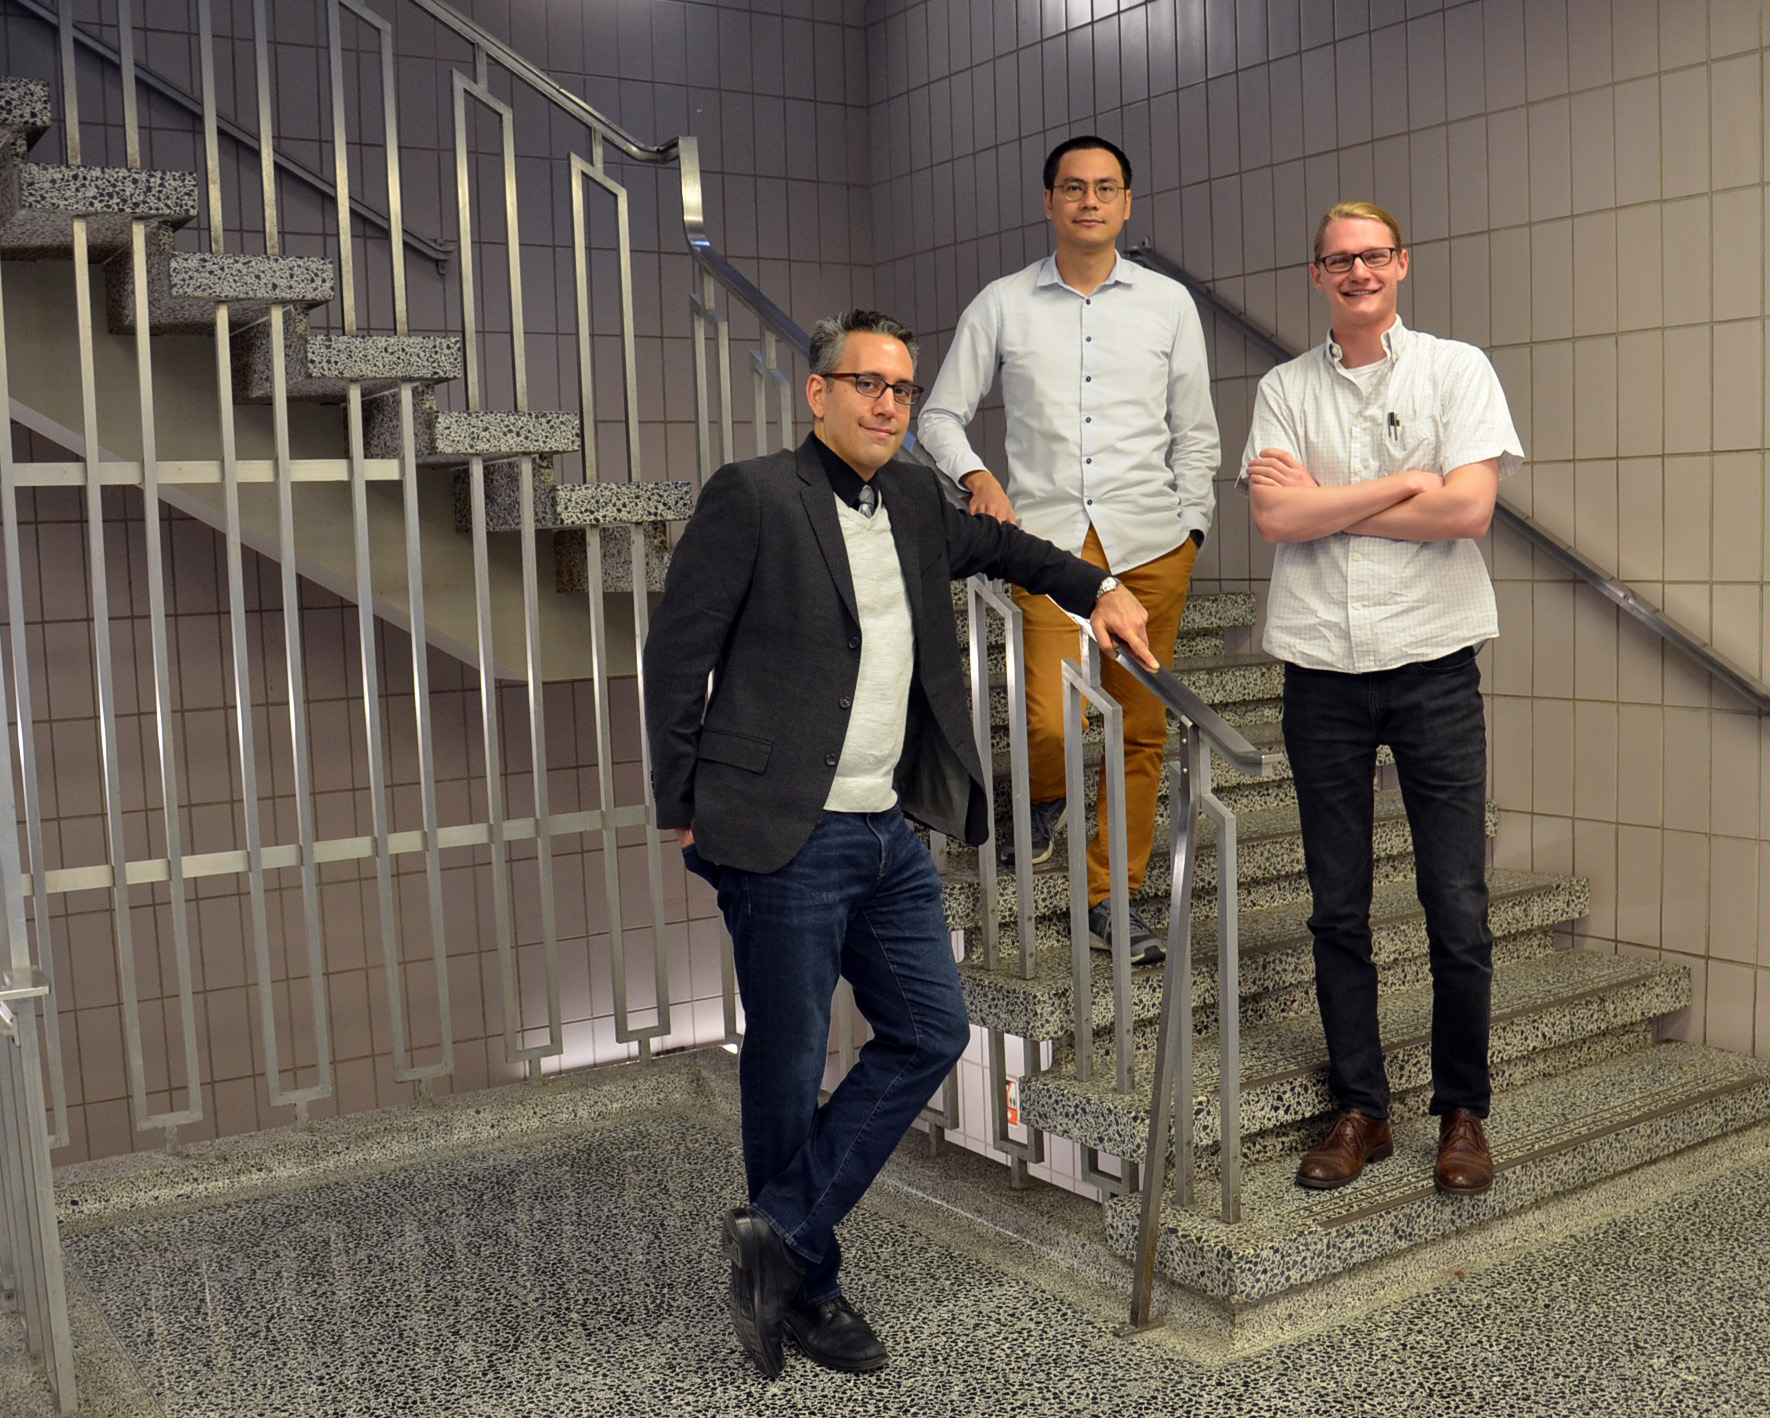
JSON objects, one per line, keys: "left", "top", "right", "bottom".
{"left": 5, "top": 0, "right": 456, "bottom": 272}
{"left": 1125, "top": 238, "right": 1770, "bottom": 714}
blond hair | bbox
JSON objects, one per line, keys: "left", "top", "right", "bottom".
{"left": 1313, "top": 201, "right": 1404, "bottom": 260}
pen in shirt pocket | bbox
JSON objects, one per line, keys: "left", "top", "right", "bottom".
{"left": 1387, "top": 412, "right": 1401, "bottom": 441}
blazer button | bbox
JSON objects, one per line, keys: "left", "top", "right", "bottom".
{"left": 848, "top": 635, "right": 861, "bottom": 649}
{"left": 839, "top": 696, "right": 852, "bottom": 709}
{"left": 824, "top": 752, "right": 838, "bottom": 766}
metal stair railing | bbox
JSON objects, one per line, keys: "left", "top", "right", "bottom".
{"left": 1124, "top": 239, "right": 1770, "bottom": 714}
{"left": 1057, "top": 613, "right": 1282, "bottom": 1330}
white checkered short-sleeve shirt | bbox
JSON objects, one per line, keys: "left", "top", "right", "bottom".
{"left": 1236, "top": 318, "right": 1524, "bottom": 673}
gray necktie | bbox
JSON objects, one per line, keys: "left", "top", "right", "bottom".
{"left": 857, "top": 484, "right": 877, "bottom": 518}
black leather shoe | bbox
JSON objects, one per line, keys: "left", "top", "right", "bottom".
{"left": 722, "top": 1207, "right": 803, "bottom": 1378}
{"left": 783, "top": 1295, "right": 889, "bottom": 1373}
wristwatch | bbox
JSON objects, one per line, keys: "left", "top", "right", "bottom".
{"left": 1094, "top": 575, "right": 1122, "bottom": 603}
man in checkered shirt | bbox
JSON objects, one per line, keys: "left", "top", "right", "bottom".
{"left": 1238, "top": 201, "right": 1524, "bottom": 1198}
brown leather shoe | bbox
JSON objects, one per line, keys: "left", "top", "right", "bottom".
{"left": 1296, "top": 1109, "right": 1393, "bottom": 1190}
{"left": 1435, "top": 1108, "right": 1494, "bottom": 1195}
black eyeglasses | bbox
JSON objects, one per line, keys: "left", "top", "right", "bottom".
{"left": 822, "top": 371, "right": 924, "bottom": 406}
{"left": 1314, "top": 246, "right": 1400, "bottom": 274}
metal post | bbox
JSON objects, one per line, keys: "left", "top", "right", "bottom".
{"left": 1128, "top": 738, "right": 1202, "bottom": 1331}
{"left": 1061, "top": 643, "right": 1129, "bottom": 1091}
{"left": 1200, "top": 750, "right": 1242, "bottom": 1224}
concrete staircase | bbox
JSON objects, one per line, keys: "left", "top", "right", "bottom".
{"left": 0, "top": 73, "right": 685, "bottom": 680}
{"left": 939, "top": 580, "right": 1770, "bottom": 1324}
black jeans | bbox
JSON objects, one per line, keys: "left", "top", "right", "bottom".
{"left": 1281, "top": 647, "right": 1493, "bottom": 1121}
{"left": 684, "top": 809, "right": 971, "bottom": 1304}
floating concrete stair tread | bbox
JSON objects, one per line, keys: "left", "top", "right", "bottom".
{"left": 308, "top": 334, "right": 465, "bottom": 383}
{"left": 434, "top": 410, "right": 581, "bottom": 456}
{"left": 975, "top": 628, "right": 1227, "bottom": 679}
{"left": 958, "top": 869, "right": 1586, "bottom": 1040}
{"left": 0, "top": 163, "right": 198, "bottom": 258}
{"left": 1018, "top": 949, "right": 1688, "bottom": 1159}
{"left": 942, "top": 788, "right": 1497, "bottom": 931}
{"left": 463, "top": 474, "right": 694, "bottom": 532}
{"left": 553, "top": 524, "right": 671, "bottom": 594}
{"left": 230, "top": 311, "right": 464, "bottom": 402}
{"left": 0, "top": 77, "right": 51, "bottom": 151}
{"left": 952, "top": 584, "right": 1255, "bottom": 634}
{"left": 1102, "top": 1042, "right": 1770, "bottom": 1305}
{"left": 105, "top": 226, "right": 334, "bottom": 334}
{"left": 984, "top": 651, "right": 1283, "bottom": 728}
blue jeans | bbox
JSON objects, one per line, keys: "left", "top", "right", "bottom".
{"left": 1281, "top": 647, "right": 1493, "bottom": 1121}
{"left": 683, "top": 808, "right": 970, "bottom": 1304}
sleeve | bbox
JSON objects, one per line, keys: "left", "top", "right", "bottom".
{"left": 1165, "top": 289, "right": 1222, "bottom": 534}
{"left": 1437, "top": 344, "right": 1526, "bottom": 479}
{"left": 640, "top": 464, "right": 760, "bottom": 829}
{"left": 915, "top": 284, "right": 1002, "bottom": 491}
{"left": 1235, "top": 369, "right": 1305, "bottom": 497}
{"left": 934, "top": 479, "right": 1107, "bottom": 616}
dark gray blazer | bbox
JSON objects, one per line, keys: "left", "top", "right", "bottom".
{"left": 643, "top": 435, "right": 1107, "bottom": 874}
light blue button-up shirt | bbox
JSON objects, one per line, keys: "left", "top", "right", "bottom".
{"left": 917, "top": 253, "right": 1220, "bottom": 573}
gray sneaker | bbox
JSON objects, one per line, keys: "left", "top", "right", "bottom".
{"left": 1087, "top": 900, "right": 1165, "bottom": 965}
{"left": 997, "top": 797, "right": 1067, "bottom": 869}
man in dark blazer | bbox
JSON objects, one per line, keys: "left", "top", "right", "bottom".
{"left": 644, "top": 309, "right": 1154, "bottom": 1379}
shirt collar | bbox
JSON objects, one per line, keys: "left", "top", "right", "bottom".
{"left": 1035, "top": 250, "right": 1136, "bottom": 294}
{"left": 812, "top": 432, "right": 875, "bottom": 511}
{"left": 1325, "top": 314, "right": 1411, "bottom": 369}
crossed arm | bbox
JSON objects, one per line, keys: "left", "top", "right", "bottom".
{"left": 1247, "top": 449, "right": 1501, "bottom": 544}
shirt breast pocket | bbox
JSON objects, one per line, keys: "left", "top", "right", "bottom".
{"left": 1389, "top": 406, "right": 1443, "bottom": 476}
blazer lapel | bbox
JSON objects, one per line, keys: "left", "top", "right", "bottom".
{"left": 796, "top": 436, "right": 859, "bottom": 626}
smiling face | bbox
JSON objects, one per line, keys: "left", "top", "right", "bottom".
{"left": 1310, "top": 216, "right": 1410, "bottom": 339}
{"left": 806, "top": 331, "right": 915, "bottom": 477}
{"left": 1043, "top": 146, "right": 1132, "bottom": 258}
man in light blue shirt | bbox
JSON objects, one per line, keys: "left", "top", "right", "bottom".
{"left": 919, "top": 135, "right": 1220, "bottom": 963}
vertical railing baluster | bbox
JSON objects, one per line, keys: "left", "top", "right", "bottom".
{"left": 1201, "top": 748, "right": 1241, "bottom": 1224}
{"left": 0, "top": 165, "right": 68, "bottom": 1150}
{"left": 454, "top": 69, "right": 562, "bottom": 1072}
{"left": 258, "top": 3, "right": 333, "bottom": 1117}
{"left": 341, "top": 0, "right": 454, "bottom": 1086}
{"left": 54, "top": 0, "right": 78, "bottom": 164}
{"left": 1129, "top": 738, "right": 1200, "bottom": 1331}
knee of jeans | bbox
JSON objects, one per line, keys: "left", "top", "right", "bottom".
{"left": 927, "top": 1006, "right": 973, "bottom": 1071}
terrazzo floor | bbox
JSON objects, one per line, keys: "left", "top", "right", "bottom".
{"left": 7, "top": 1053, "right": 1770, "bottom": 1417}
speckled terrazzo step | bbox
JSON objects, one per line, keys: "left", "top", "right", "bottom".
{"left": 952, "top": 584, "right": 1256, "bottom": 645}
{"left": 104, "top": 224, "right": 334, "bottom": 333}
{"left": 941, "top": 789, "right": 1499, "bottom": 933}
{"left": 553, "top": 524, "right": 672, "bottom": 593}
{"left": 958, "top": 869, "right": 1587, "bottom": 1042}
{"left": 974, "top": 627, "right": 1229, "bottom": 681}
{"left": 0, "top": 161, "right": 198, "bottom": 258}
{"left": 0, "top": 77, "right": 51, "bottom": 156}
{"left": 1018, "top": 949, "right": 1687, "bottom": 1162}
{"left": 456, "top": 467, "right": 693, "bottom": 534}
{"left": 232, "top": 308, "right": 464, "bottom": 402}
{"left": 984, "top": 650, "right": 1283, "bottom": 729}
{"left": 1103, "top": 1041, "right": 1770, "bottom": 1308}
{"left": 361, "top": 383, "right": 582, "bottom": 466}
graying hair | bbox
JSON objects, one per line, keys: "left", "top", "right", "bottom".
{"left": 807, "top": 309, "right": 918, "bottom": 376}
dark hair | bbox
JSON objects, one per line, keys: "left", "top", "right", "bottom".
{"left": 1042, "top": 135, "right": 1132, "bottom": 191}
{"left": 808, "top": 309, "right": 918, "bottom": 375}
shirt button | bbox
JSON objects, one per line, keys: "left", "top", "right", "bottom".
{"left": 848, "top": 636, "right": 860, "bottom": 649}
{"left": 1085, "top": 375, "right": 1092, "bottom": 382}
{"left": 825, "top": 753, "right": 838, "bottom": 766}
{"left": 1085, "top": 336, "right": 1092, "bottom": 342}
{"left": 1086, "top": 498, "right": 1094, "bottom": 505}
{"left": 1085, "top": 416, "right": 1092, "bottom": 423}
{"left": 1085, "top": 458, "right": 1092, "bottom": 464}
{"left": 839, "top": 696, "right": 852, "bottom": 709}
{"left": 1354, "top": 553, "right": 1364, "bottom": 562}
